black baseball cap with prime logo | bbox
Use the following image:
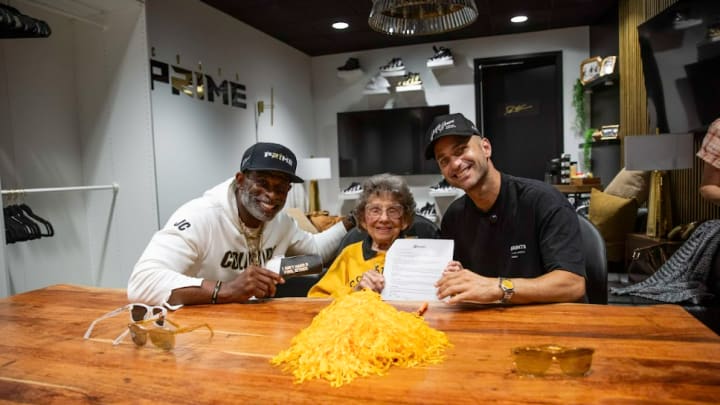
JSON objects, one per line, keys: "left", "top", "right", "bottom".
{"left": 424, "top": 113, "right": 482, "bottom": 159}
{"left": 240, "top": 142, "right": 304, "bottom": 183}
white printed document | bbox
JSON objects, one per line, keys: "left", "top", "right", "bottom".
{"left": 381, "top": 239, "right": 454, "bottom": 301}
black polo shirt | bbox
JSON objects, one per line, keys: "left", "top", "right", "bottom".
{"left": 440, "top": 173, "right": 586, "bottom": 279}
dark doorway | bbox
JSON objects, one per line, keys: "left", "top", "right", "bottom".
{"left": 474, "top": 52, "right": 563, "bottom": 180}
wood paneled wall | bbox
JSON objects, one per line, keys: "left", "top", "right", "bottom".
{"left": 618, "top": 0, "right": 649, "bottom": 140}
{"left": 619, "top": 0, "right": 720, "bottom": 226}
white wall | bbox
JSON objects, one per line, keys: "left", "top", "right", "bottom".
{"left": 0, "top": 0, "right": 591, "bottom": 296}
{"left": 146, "top": 0, "right": 316, "bottom": 225}
{"left": 311, "top": 27, "right": 590, "bottom": 215}
{"left": 76, "top": 4, "right": 157, "bottom": 288}
{"left": 0, "top": 0, "right": 155, "bottom": 295}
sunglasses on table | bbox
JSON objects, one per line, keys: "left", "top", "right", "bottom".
{"left": 511, "top": 344, "right": 595, "bottom": 377}
{"left": 84, "top": 303, "right": 168, "bottom": 344}
{"left": 128, "top": 318, "right": 214, "bottom": 351}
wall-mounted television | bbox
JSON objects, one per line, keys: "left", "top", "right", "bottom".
{"left": 337, "top": 105, "right": 449, "bottom": 177}
{"left": 638, "top": 0, "right": 720, "bottom": 134}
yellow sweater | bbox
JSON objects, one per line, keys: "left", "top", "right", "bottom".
{"left": 307, "top": 241, "right": 386, "bottom": 298}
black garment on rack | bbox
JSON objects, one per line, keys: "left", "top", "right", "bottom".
{"left": 0, "top": 4, "right": 51, "bottom": 39}
{"left": 19, "top": 204, "right": 54, "bottom": 237}
{"left": 3, "top": 203, "right": 54, "bottom": 244}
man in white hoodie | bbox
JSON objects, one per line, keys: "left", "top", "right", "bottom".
{"left": 128, "top": 142, "right": 351, "bottom": 306}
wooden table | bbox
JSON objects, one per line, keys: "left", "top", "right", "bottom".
{"left": 1, "top": 285, "right": 719, "bottom": 404}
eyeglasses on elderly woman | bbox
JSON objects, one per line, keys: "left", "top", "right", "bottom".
{"left": 365, "top": 204, "right": 404, "bottom": 220}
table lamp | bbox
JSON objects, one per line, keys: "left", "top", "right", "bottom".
{"left": 296, "top": 157, "right": 332, "bottom": 213}
{"left": 624, "top": 133, "right": 693, "bottom": 238}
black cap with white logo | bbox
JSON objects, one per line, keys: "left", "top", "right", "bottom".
{"left": 240, "top": 142, "right": 304, "bottom": 183}
{"left": 424, "top": 113, "right": 482, "bottom": 160}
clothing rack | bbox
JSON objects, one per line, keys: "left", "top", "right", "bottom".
{"left": 11, "top": 0, "right": 108, "bottom": 31}
{"left": 0, "top": 2, "right": 51, "bottom": 39}
{"left": 1, "top": 183, "right": 119, "bottom": 196}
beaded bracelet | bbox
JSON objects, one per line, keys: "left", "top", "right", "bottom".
{"left": 211, "top": 280, "right": 222, "bottom": 304}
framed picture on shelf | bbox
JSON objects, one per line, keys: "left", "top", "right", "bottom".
{"left": 580, "top": 56, "right": 602, "bottom": 85}
{"left": 601, "top": 56, "right": 617, "bottom": 76}
{"left": 592, "top": 129, "right": 603, "bottom": 141}
{"left": 600, "top": 124, "right": 619, "bottom": 140}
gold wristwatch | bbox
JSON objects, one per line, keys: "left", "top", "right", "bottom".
{"left": 499, "top": 278, "right": 514, "bottom": 304}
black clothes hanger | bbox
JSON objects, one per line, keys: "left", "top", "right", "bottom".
{"left": 0, "top": 5, "right": 51, "bottom": 39}
{"left": 4, "top": 205, "right": 31, "bottom": 243}
{"left": 4, "top": 206, "right": 21, "bottom": 243}
{"left": 19, "top": 203, "right": 54, "bottom": 237}
{"left": 8, "top": 204, "right": 41, "bottom": 241}
{"left": 3, "top": 192, "right": 54, "bottom": 243}
{"left": 16, "top": 204, "right": 42, "bottom": 239}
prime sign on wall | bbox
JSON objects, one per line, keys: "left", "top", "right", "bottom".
{"left": 150, "top": 59, "right": 247, "bottom": 109}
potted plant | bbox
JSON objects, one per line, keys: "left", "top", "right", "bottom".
{"left": 573, "top": 79, "right": 593, "bottom": 173}
{"left": 583, "top": 128, "right": 597, "bottom": 175}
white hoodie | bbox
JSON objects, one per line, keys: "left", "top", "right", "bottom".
{"left": 128, "top": 177, "right": 346, "bottom": 304}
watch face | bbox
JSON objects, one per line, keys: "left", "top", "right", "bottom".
{"left": 501, "top": 279, "right": 514, "bottom": 290}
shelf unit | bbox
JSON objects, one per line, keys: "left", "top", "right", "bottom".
{"left": 427, "top": 59, "right": 454, "bottom": 69}
{"left": 428, "top": 189, "right": 461, "bottom": 198}
{"left": 362, "top": 88, "right": 390, "bottom": 95}
{"left": 337, "top": 69, "right": 364, "bottom": 80}
{"left": 339, "top": 192, "right": 360, "bottom": 200}
{"left": 363, "top": 72, "right": 425, "bottom": 94}
{"left": 380, "top": 69, "right": 407, "bottom": 77}
{"left": 579, "top": 138, "right": 620, "bottom": 186}
{"left": 396, "top": 84, "right": 422, "bottom": 92}
{"left": 584, "top": 72, "right": 620, "bottom": 133}
{"left": 583, "top": 71, "right": 618, "bottom": 90}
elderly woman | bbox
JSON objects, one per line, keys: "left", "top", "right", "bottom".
{"left": 307, "top": 173, "right": 416, "bottom": 298}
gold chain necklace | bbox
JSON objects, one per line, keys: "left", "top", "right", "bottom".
{"left": 238, "top": 219, "right": 264, "bottom": 266}
{"left": 235, "top": 184, "right": 265, "bottom": 266}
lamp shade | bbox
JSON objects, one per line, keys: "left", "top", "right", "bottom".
{"left": 296, "top": 158, "right": 332, "bottom": 181}
{"left": 368, "top": 0, "right": 478, "bottom": 36}
{"left": 624, "top": 133, "right": 694, "bottom": 171}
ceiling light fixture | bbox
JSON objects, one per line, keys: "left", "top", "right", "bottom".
{"left": 332, "top": 21, "right": 349, "bottom": 30}
{"left": 510, "top": 15, "right": 528, "bottom": 23}
{"left": 368, "top": 0, "right": 478, "bottom": 36}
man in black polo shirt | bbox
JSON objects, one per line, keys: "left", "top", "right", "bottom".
{"left": 426, "top": 113, "right": 586, "bottom": 304}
